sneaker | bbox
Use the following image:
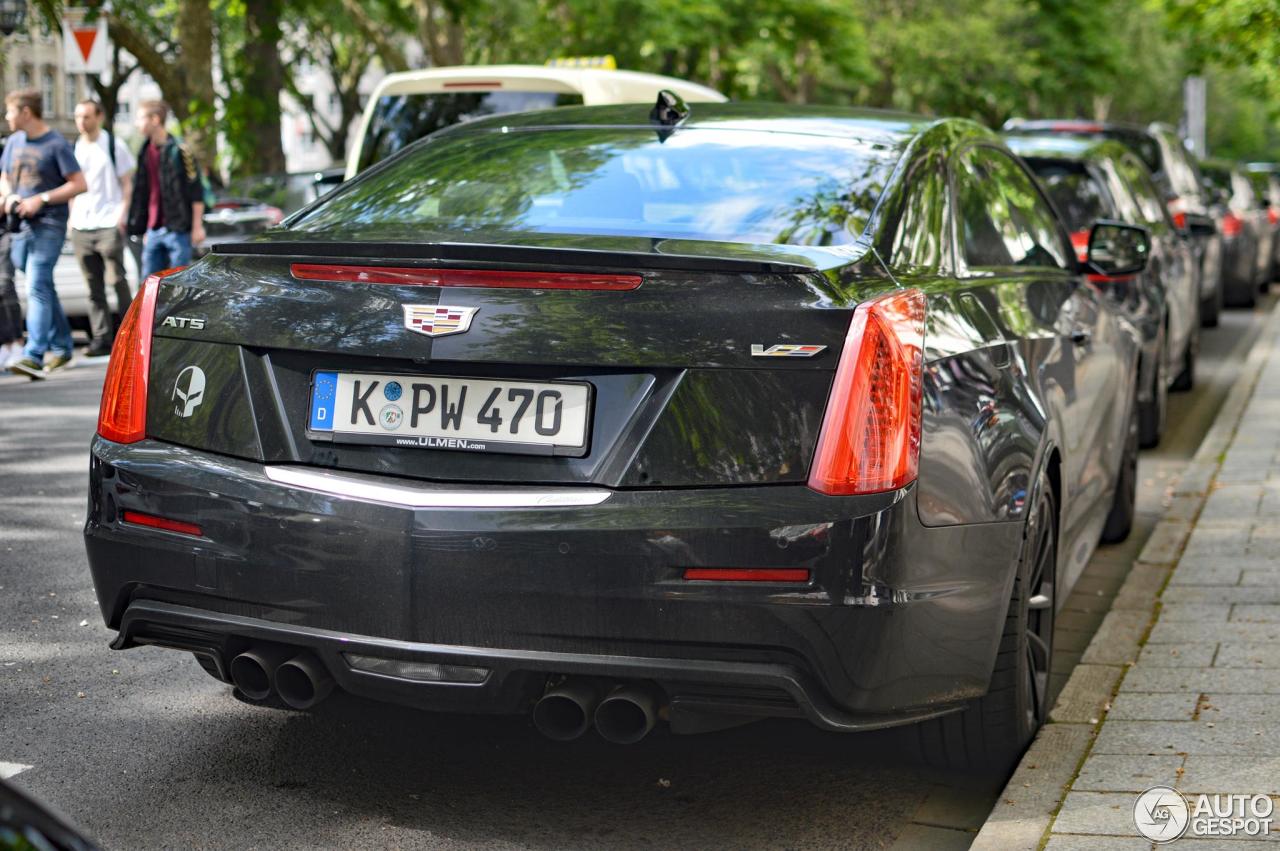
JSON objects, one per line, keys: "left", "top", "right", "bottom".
{"left": 9, "top": 357, "right": 47, "bottom": 380}
{"left": 45, "top": 353, "right": 74, "bottom": 374}
{"left": 84, "top": 341, "right": 113, "bottom": 359}
{"left": 0, "top": 342, "right": 19, "bottom": 366}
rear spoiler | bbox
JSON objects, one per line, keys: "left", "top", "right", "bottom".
{"left": 210, "top": 240, "right": 831, "bottom": 276}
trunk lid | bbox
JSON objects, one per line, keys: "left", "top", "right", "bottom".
{"left": 146, "top": 237, "right": 861, "bottom": 488}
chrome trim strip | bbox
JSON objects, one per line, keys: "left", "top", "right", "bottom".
{"left": 263, "top": 465, "right": 611, "bottom": 508}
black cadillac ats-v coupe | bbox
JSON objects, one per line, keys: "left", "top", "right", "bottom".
{"left": 85, "top": 100, "right": 1146, "bottom": 767}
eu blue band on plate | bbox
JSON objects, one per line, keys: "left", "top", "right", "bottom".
{"left": 310, "top": 371, "right": 338, "bottom": 431}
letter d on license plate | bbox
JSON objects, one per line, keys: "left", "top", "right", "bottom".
{"left": 307, "top": 370, "right": 591, "bottom": 457}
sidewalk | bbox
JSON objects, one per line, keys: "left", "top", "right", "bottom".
{"left": 974, "top": 301, "right": 1280, "bottom": 849}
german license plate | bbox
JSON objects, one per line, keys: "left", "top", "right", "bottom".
{"left": 308, "top": 371, "right": 591, "bottom": 456}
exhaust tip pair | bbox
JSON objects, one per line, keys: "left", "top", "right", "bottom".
{"left": 532, "top": 680, "right": 660, "bottom": 744}
{"left": 229, "top": 647, "right": 334, "bottom": 709}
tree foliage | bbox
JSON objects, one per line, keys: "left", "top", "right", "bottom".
{"left": 21, "top": 0, "right": 1280, "bottom": 172}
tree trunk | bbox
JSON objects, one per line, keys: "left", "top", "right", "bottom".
{"left": 90, "top": 43, "right": 137, "bottom": 132}
{"left": 175, "top": 0, "right": 218, "bottom": 177}
{"left": 240, "top": 0, "right": 287, "bottom": 175}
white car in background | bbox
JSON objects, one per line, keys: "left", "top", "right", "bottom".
{"left": 343, "top": 61, "right": 727, "bottom": 179}
{"left": 15, "top": 237, "right": 141, "bottom": 341}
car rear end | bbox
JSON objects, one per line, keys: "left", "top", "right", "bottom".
{"left": 85, "top": 111, "right": 1020, "bottom": 740}
{"left": 1202, "top": 160, "right": 1258, "bottom": 303}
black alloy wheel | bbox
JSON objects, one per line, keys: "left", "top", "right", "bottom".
{"left": 1021, "top": 483, "right": 1057, "bottom": 736}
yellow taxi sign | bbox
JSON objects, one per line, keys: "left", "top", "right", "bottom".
{"left": 545, "top": 55, "right": 617, "bottom": 70}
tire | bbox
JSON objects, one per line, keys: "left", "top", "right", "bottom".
{"left": 1170, "top": 330, "right": 1196, "bottom": 392}
{"left": 1171, "top": 300, "right": 1199, "bottom": 392}
{"left": 1201, "top": 255, "right": 1223, "bottom": 327}
{"left": 1138, "top": 333, "right": 1167, "bottom": 449}
{"left": 1102, "top": 399, "right": 1139, "bottom": 544}
{"left": 914, "top": 469, "right": 1057, "bottom": 772}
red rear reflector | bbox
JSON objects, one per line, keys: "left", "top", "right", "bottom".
{"left": 1223, "top": 211, "right": 1244, "bottom": 237}
{"left": 290, "top": 265, "right": 642, "bottom": 291}
{"left": 121, "top": 511, "right": 203, "bottom": 537}
{"left": 97, "top": 267, "right": 185, "bottom": 444}
{"left": 808, "top": 289, "right": 926, "bottom": 495}
{"left": 1050, "top": 121, "right": 1104, "bottom": 133}
{"left": 1070, "top": 230, "right": 1090, "bottom": 264}
{"left": 682, "top": 568, "right": 810, "bottom": 583}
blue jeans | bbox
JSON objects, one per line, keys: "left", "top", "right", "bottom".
{"left": 11, "top": 224, "right": 72, "bottom": 361}
{"left": 141, "top": 227, "right": 192, "bottom": 280}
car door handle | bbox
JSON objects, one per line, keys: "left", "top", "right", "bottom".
{"left": 1070, "top": 330, "right": 1091, "bottom": 346}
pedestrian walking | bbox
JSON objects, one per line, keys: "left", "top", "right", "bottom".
{"left": 0, "top": 229, "right": 23, "bottom": 366}
{"left": 127, "top": 100, "right": 205, "bottom": 280}
{"left": 71, "top": 99, "right": 135, "bottom": 358}
{"left": 0, "top": 89, "right": 86, "bottom": 380}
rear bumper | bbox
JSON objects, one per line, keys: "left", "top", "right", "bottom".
{"left": 85, "top": 437, "right": 1024, "bottom": 730}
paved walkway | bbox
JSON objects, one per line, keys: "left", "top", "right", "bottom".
{"left": 976, "top": 302, "right": 1280, "bottom": 849}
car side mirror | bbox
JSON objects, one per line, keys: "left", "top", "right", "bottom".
{"left": 1086, "top": 220, "right": 1150, "bottom": 277}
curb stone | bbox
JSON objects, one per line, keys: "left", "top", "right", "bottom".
{"left": 970, "top": 301, "right": 1280, "bottom": 851}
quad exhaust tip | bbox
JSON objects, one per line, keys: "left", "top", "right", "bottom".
{"left": 229, "top": 646, "right": 334, "bottom": 710}
{"left": 275, "top": 652, "right": 335, "bottom": 710}
{"left": 594, "top": 685, "right": 658, "bottom": 745}
{"left": 229, "top": 646, "right": 293, "bottom": 701}
{"left": 532, "top": 680, "right": 662, "bottom": 744}
{"left": 532, "top": 680, "right": 600, "bottom": 741}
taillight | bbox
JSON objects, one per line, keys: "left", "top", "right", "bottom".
{"left": 1269, "top": 208, "right": 1279, "bottom": 226}
{"left": 1070, "top": 230, "right": 1090, "bottom": 264}
{"left": 1168, "top": 197, "right": 1188, "bottom": 230}
{"left": 290, "top": 264, "right": 642, "bottom": 291}
{"left": 97, "top": 267, "right": 185, "bottom": 443}
{"left": 1223, "top": 212, "right": 1244, "bottom": 238}
{"left": 808, "top": 289, "right": 926, "bottom": 495}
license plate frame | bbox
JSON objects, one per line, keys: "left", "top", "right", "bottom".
{"left": 306, "top": 370, "right": 593, "bottom": 457}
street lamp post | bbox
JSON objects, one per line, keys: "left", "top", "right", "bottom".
{"left": 0, "top": 0, "right": 27, "bottom": 37}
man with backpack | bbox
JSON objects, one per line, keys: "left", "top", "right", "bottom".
{"left": 71, "top": 99, "right": 135, "bottom": 358}
{"left": 128, "top": 99, "right": 205, "bottom": 280}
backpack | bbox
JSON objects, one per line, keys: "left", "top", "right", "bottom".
{"left": 173, "top": 140, "right": 217, "bottom": 209}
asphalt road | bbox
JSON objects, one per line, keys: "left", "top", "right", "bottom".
{"left": 0, "top": 294, "right": 1274, "bottom": 851}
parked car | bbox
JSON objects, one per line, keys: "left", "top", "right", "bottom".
{"left": 1244, "top": 162, "right": 1280, "bottom": 283}
{"left": 12, "top": 236, "right": 141, "bottom": 341}
{"left": 195, "top": 196, "right": 285, "bottom": 257}
{"left": 1200, "top": 159, "right": 1269, "bottom": 306}
{"left": 1005, "top": 134, "right": 1198, "bottom": 447}
{"left": 87, "top": 102, "right": 1143, "bottom": 770}
{"left": 344, "top": 63, "right": 727, "bottom": 179}
{"left": 1004, "top": 119, "right": 1225, "bottom": 326}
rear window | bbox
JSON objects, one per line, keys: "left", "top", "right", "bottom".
{"left": 1024, "top": 159, "right": 1116, "bottom": 232}
{"left": 356, "top": 91, "right": 584, "bottom": 173}
{"left": 299, "top": 127, "right": 900, "bottom": 248}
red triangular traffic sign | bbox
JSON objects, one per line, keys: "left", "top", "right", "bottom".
{"left": 72, "top": 27, "right": 97, "bottom": 63}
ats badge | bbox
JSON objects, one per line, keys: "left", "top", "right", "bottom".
{"left": 403, "top": 305, "right": 478, "bottom": 338}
